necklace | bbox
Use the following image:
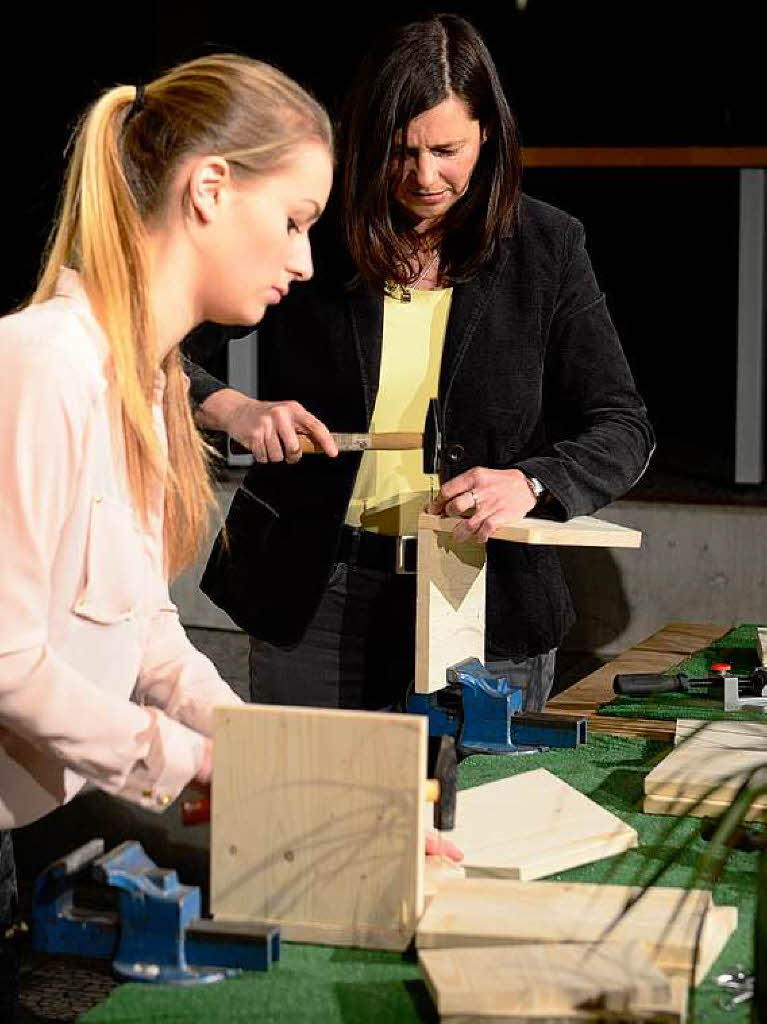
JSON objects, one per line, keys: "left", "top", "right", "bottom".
{"left": 396, "top": 249, "right": 440, "bottom": 303}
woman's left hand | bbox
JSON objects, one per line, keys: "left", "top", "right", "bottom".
{"left": 428, "top": 467, "right": 537, "bottom": 543}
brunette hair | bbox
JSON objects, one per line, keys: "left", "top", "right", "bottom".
{"left": 341, "top": 13, "right": 522, "bottom": 289}
{"left": 32, "top": 55, "right": 331, "bottom": 575}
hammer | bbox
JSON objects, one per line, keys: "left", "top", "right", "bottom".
{"left": 182, "top": 733, "right": 457, "bottom": 830}
{"left": 231, "top": 398, "right": 443, "bottom": 474}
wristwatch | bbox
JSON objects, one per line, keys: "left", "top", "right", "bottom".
{"left": 523, "top": 473, "right": 546, "bottom": 504}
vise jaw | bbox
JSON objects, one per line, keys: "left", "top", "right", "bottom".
{"left": 407, "top": 657, "right": 587, "bottom": 756}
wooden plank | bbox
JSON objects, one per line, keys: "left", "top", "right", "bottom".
{"left": 523, "top": 145, "right": 767, "bottom": 168}
{"left": 211, "top": 705, "right": 427, "bottom": 950}
{"left": 414, "top": 524, "right": 486, "bottom": 694}
{"left": 645, "top": 720, "right": 767, "bottom": 803}
{"left": 416, "top": 878, "right": 733, "bottom": 984}
{"left": 548, "top": 649, "right": 684, "bottom": 711}
{"left": 419, "top": 942, "right": 673, "bottom": 1019}
{"left": 447, "top": 769, "right": 637, "bottom": 880}
{"left": 419, "top": 513, "right": 642, "bottom": 549}
{"left": 644, "top": 792, "right": 767, "bottom": 823}
{"left": 424, "top": 855, "right": 466, "bottom": 898}
{"left": 634, "top": 623, "right": 730, "bottom": 656}
{"left": 674, "top": 718, "right": 767, "bottom": 749}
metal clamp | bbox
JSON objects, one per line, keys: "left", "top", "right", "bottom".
{"left": 395, "top": 535, "right": 417, "bottom": 575}
{"left": 715, "top": 965, "right": 754, "bottom": 1010}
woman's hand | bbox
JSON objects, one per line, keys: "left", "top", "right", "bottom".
{"left": 428, "top": 467, "right": 537, "bottom": 543}
{"left": 227, "top": 396, "right": 338, "bottom": 463}
{"left": 195, "top": 388, "right": 338, "bottom": 463}
{"left": 193, "top": 738, "right": 213, "bottom": 787}
{"left": 425, "top": 830, "right": 464, "bottom": 861}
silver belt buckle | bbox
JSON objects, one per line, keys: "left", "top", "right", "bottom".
{"left": 395, "top": 534, "right": 417, "bottom": 575}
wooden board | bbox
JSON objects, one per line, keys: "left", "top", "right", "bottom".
{"left": 419, "top": 942, "right": 673, "bottom": 1019}
{"left": 645, "top": 719, "right": 767, "bottom": 804}
{"left": 756, "top": 626, "right": 767, "bottom": 666}
{"left": 211, "top": 705, "right": 427, "bottom": 950}
{"left": 446, "top": 769, "right": 637, "bottom": 880}
{"left": 416, "top": 878, "right": 736, "bottom": 984}
{"left": 424, "top": 855, "right": 466, "bottom": 899}
{"left": 644, "top": 791, "right": 767, "bottom": 823}
{"left": 415, "top": 524, "right": 486, "bottom": 694}
{"left": 419, "top": 512, "right": 642, "bottom": 549}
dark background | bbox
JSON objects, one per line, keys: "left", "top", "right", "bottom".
{"left": 3, "top": 0, "right": 763, "bottom": 492}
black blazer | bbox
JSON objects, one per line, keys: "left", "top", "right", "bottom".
{"left": 191, "top": 195, "right": 654, "bottom": 658}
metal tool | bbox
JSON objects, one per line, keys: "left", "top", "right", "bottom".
{"left": 31, "top": 839, "right": 279, "bottom": 984}
{"left": 715, "top": 966, "right": 754, "bottom": 1010}
{"left": 613, "top": 662, "right": 767, "bottom": 712}
{"left": 406, "top": 657, "right": 587, "bottom": 757}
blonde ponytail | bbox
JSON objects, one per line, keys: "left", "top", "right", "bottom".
{"left": 31, "top": 57, "right": 331, "bottom": 576}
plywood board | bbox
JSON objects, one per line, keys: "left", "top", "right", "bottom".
{"left": 419, "top": 942, "right": 672, "bottom": 1018}
{"left": 634, "top": 622, "right": 729, "bottom": 656}
{"left": 415, "top": 524, "right": 486, "bottom": 694}
{"left": 645, "top": 721, "right": 767, "bottom": 803}
{"left": 416, "top": 878, "right": 734, "bottom": 984}
{"left": 418, "top": 512, "right": 642, "bottom": 549}
{"left": 447, "top": 769, "right": 637, "bottom": 880}
{"left": 211, "top": 706, "right": 427, "bottom": 950}
{"left": 424, "top": 855, "right": 466, "bottom": 899}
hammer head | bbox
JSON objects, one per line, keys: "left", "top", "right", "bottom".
{"left": 422, "top": 398, "right": 442, "bottom": 476}
{"left": 430, "top": 735, "right": 457, "bottom": 831}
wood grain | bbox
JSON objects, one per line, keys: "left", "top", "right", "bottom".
{"left": 419, "top": 512, "right": 642, "bottom": 548}
{"left": 419, "top": 942, "right": 673, "bottom": 1019}
{"left": 643, "top": 792, "right": 767, "bottom": 823}
{"left": 447, "top": 769, "right": 637, "bottom": 880}
{"left": 211, "top": 705, "right": 427, "bottom": 950}
{"left": 416, "top": 877, "right": 735, "bottom": 984}
{"left": 414, "top": 524, "right": 486, "bottom": 694}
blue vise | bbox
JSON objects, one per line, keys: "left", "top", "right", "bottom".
{"left": 407, "top": 657, "right": 587, "bottom": 756}
{"left": 31, "top": 838, "right": 279, "bottom": 984}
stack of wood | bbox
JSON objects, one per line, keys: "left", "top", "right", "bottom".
{"left": 643, "top": 718, "right": 767, "bottom": 822}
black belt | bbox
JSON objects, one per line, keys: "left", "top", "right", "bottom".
{"left": 337, "top": 525, "right": 418, "bottom": 574}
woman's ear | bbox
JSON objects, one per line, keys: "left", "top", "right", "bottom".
{"left": 186, "top": 156, "right": 231, "bottom": 224}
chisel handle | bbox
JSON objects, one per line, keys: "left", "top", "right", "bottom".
{"left": 612, "top": 673, "right": 687, "bottom": 695}
{"left": 231, "top": 431, "right": 423, "bottom": 456}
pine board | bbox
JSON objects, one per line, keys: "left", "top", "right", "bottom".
{"left": 644, "top": 791, "right": 767, "bottom": 823}
{"left": 419, "top": 942, "right": 673, "bottom": 1019}
{"left": 418, "top": 513, "right": 642, "bottom": 548}
{"left": 414, "top": 524, "right": 486, "bottom": 694}
{"left": 416, "top": 878, "right": 735, "bottom": 984}
{"left": 446, "top": 769, "right": 637, "bottom": 880}
{"left": 645, "top": 719, "right": 767, "bottom": 803}
{"left": 211, "top": 705, "right": 427, "bottom": 950}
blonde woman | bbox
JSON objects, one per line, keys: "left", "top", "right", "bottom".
{"left": 0, "top": 55, "right": 333, "bottom": 1011}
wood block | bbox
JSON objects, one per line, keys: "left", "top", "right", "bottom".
{"left": 418, "top": 513, "right": 642, "bottom": 548}
{"left": 448, "top": 769, "right": 637, "bottom": 880}
{"left": 415, "top": 524, "right": 486, "bottom": 694}
{"left": 425, "top": 855, "right": 466, "bottom": 898}
{"left": 416, "top": 878, "right": 733, "bottom": 984}
{"left": 634, "top": 623, "right": 730, "bottom": 657}
{"left": 645, "top": 720, "right": 767, "bottom": 804}
{"left": 419, "top": 942, "right": 673, "bottom": 1019}
{"left": 211, "top": 705, "right": 427, "bottom": 950}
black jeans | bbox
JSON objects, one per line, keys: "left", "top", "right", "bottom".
{"left": 0, "top": 831, "right": 18, "bottom": 1022}
{"left": 249, "top": 561, "right": 556, "bottom": 712}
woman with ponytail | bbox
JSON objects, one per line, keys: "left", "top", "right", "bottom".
{"left": 0, "top": 54, "right": 333, "bottom": 1007}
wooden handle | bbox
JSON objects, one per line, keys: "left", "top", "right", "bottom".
{"left": 299, "top": 432, "right": 423, "bottom": 454}
{"left": 425, "top": 779, "right": 440, "bottom": 804}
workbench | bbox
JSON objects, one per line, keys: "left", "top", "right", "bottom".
{"left": 74, "top": 622, "right": 757, "bottom": 1024}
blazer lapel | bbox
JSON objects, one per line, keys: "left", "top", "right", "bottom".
{"left": 439, "top": 241, "right": 512, "bottom": 406}
{"left": 346, "top": 282, "right": 384, "bottom": 423}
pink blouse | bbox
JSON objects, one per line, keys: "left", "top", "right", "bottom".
{"left": 0, "top": 269, "right": 241, "bottom": 829}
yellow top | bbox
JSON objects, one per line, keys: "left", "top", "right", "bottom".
{"left": 346, "top": 287, "right": 453, "bottom": 536}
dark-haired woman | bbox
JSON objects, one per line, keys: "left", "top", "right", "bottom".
{"left": 190, "top": 13, "right": 654, "bottom": 713}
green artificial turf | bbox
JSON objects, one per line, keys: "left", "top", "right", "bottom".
{"left": 79, "top": 732, "right": 758, "bottom": 1024}
{"left": 598, "top": 623, "right": 766, "bottom": 722}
